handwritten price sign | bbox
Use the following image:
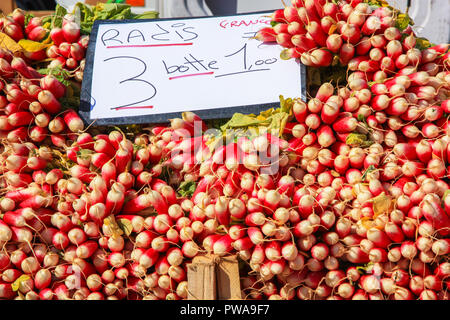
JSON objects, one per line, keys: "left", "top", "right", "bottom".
{"left": 80, "top": 12, "right": 306, "bottom": 125}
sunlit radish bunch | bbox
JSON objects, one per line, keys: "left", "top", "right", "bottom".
{"left": 0, "top": 48, "right": 84, "bottom": 146}
{"left": 257, "top": 0, "right": 450, "bottom": 72}
{"left": 1, "top": 9, "right": 87, "bottom": 82}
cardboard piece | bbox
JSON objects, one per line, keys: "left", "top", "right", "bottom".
{"left": 187, "top": 262, "right": 216, "bottom": 300}
{"left": 216, "top": 255, "right": 242, "bottom": 300}
{"left": 188, "top": 254, "right": 242, "bottom": 300}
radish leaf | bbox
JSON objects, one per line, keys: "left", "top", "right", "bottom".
{"left": 11, "top": 275, "right": 31, "bottom": 292}
{"left": 177, "top": 181, "right": 197, "bottom": 198}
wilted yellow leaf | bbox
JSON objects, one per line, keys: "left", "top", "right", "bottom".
{"left": 216, "top": 224, "right": 228, "bottom": 233}
{"left": 330, "top": 170, "right": 340, "bottom": 178}
{"left": 368, "top": 0, "right": 390, "bottom": 7}
{"left": 328, "top": 24, "right": 337, "bottom": 35}
{"left": 444, "top": 190, "right": 450, "bottom": 200}
{"left": 416, "top": 37, "right": 433, "bottom": 50}
{"left": 395, "top": 13, "right": 411, "bottom": 30}
{"left": 360, "top": 217, "right": 375, "bottom": 230}
{"left": 372, "top": 192, "right": 393, "bottom": 216}
{"left": 18, "top": 39, "right": 52, "bottom": 53}
{"left": 42, "top": 34, "right": 54, "bottom": 45}
{"left": 346, "top": 133, "right": 374, "bottom": 148}
{"left": 117, "top": 218, "right": 133, "bottom": 237}
{"left": 280, "top": 49, "right": 293, "bottom": 60}
{"left": 0, "top": 33, "right": 22, "bottom": 53}
{"left": 103, "top": 215, "right": 124, "bottom": 238}
{"left": 351, "top": 187, "right": 357, "bottom": 198}
{"left": 11, "top": 275, "right": 31, "bottom": 292}
{"left": 229, "top": 217, "right": 244, "bottom": 226}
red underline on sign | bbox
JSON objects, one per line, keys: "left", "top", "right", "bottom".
{"left": 169, "top": 72, "right": 215, "bottom": 80}
{"left": 113, "top": 106, "right": 154, "bottom": 110}
{"left": 107, "top": 43, "right": 193, "bottom": 49}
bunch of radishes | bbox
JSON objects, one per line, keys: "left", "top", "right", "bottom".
{"left": 0, "top": 9, "right": 89, "bottom": 149}
{"left": 236, "top": 0, "right": 450, "bottom": 300}
{"left": 0, "top": 47, "right": 85, "bottom": 145}
{"left": 145, "top": 94, "right": 450, "bottom": 300}
{"left": 0, "top": 106, "right": 216, "bottom": 300}
{"left": 46, "top": 14, "right": 88, "bottom": 82}
{"left": 1, "top": 0, "right": 449, "bottom": 300}
{"left": 257, "top": 0, "right": 450, "bottom": 72}
{"left": 1, "top": 9, "right": 87, "bottom": 82}
{"left": 0, "top": 129, "right": 188, "bottom": 300}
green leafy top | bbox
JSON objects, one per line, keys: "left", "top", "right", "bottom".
{"left": 366, "top": 0, "right": 415, "bottom": 31}
{"left": 395, "top": 13, "right": 413, "bottom": 31}
{"left": 218, "top": 95, "right": 293, "bottom": 140}
{"left": 37, "top": 66, "right": 72, "bottom": 87}
{"left": 356, "top": 262, "right": 374, "bottom": 275}
{"left": 361, "top": 165, "right": 376, "bottom": 181}
{"left": 42, "top": 4, "right": 68, "bottom": 29}
{"left": 416, "top": 37, "right": 435, "bottom": 50}
{"left": 270, "top": 21, "right": 280, "bottom": 27}
{"left": 24, "top": 14, "right": 35, "bottom": 28}
{"left": 346, "top": 133, "right": 374, "bottom": 148}
{"left": 72, "top": 2, "right": 159, "bottom": 34}
{"left": 177, "top": 180, "right": 197, "bottom": 198}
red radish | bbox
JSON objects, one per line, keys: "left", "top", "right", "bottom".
{"left": 276, "top": 32, "right": 295, "bottom": 48}
{"left": 4, "top": 22, "right": 24, "bottom": 42}
{"left": 432, "top": 239, "right": 450, "bottom": 256}
{"left": 256, "top": 27, "right": 277, "bottom": 42}
{"left": 423, "top": 275, "right": 442, "bottom": 292}
{"left": 10, "top": 57, "right": 41, "bottom": 80}
{"left": 248, "top": 227, "right": 264, "bottom": 246}
{"left": 51, "top": 230, "right": 69, "bottom": 250}
{"left": 310, "top": 243, "right": 329, "bottom": 261}
{"left": 340, "top": 23, "right": 361, "bottom": 44}
{"left": 62, "top": 21, "right": 80, "bottom": 43}
{"left": 27, "top": 25, "right": 47, "bottom": 42}
{"left": 313, "top": 83, "right": 333, "bottom": 103}
{"left": 303, "top": 113, "right": 321, "bottom": 130}
{"left": 420, "top": 290, "right": 438, "bottom": 300}
{"left": 282, "top": 6, "right": 301, "bottom": 23}
{"left": 6, "top": 88, "right": 33, "bottom": 109}
{"left": 400, "top": 241, "right": 417, "bottom": 260}
{"left": 317, "top": 125, "right": 336, "bottom": 148}
{"left": 212, "top": 234, "right": 232, "bottom": 256}
{"left": 138, "top": 248, "right": 159, "bottom": 269}
{"left": 293, "top": 99, "right": 308, "bottom": 123}
{"left": 37, "top": 90, "right": 61, "bottom": 114}
{"left": 420, "top": 195, "right": 450, "bottom": 235}
{"left": 362, "top": 15, "right": 381, "bottom": 34}
{"left": 49, "top": 27, "right": 65, "bottom": 46}
{"left": 23, "top": 16, "right": 41, "bottom": 33}
{"left": 122, "top": 194, "right": 151, "bottom": 214}
{"left": 346, "top": 246, "right": 369, "bottom": 264}
{"left": 69, "top": 43, "right": 85, "bottom": 61}
{"left": 321, "top": 101, "right": 340, "bottom": 124}
{"left": 306, "top": 21, "right": 327, "bottom": 47}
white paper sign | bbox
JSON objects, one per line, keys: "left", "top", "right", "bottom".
{"left": 81, "top": 12, "right": 305, "bottom": 124}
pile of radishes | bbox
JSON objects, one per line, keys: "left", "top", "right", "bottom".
{"left": 0, "top": 0, "right": 449, "bottom": 300}
{"left": 1, "top": 8, "right": 87, "bottom": 82}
